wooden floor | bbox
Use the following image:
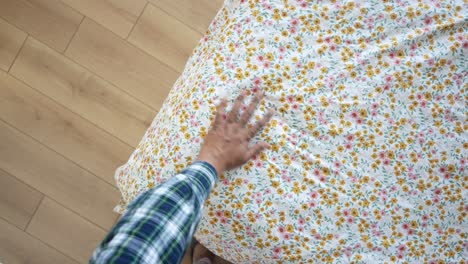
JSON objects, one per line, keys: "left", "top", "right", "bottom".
{"left": 0, "top": 0, "right": 223, "bottom": 263}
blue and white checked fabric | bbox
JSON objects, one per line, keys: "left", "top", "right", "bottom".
{"left": 90, "top": 161, "right": 218, "bottom": 264}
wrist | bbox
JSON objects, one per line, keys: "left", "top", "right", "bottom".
{"left": 197, "top": 154, "right": 224, "bottom": 175}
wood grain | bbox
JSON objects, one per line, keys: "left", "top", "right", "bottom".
{"left": 0, "top": 17, "right": 26, "bottom": 71}
{"left": 0, "top": 0, "right": 223, "bottom": 262}
{"left": 60, "top": 0, "right": 146, "bottom": 38}
{"left": 0, "top": 218, "right": 78, "bottom": 264}
{"left": 149, "top": 0, "right": 223, "bottom": 34}
{"left": 27, "top": 198, "right": 107, "bottom": 263}
{"left": 0, "top": 69, "right": 133, "bottom": 186}
{"left": 0, "top": 168, "right": 43, "bottom": 230}
{"left": 66, "top": 18, "right": 179, "bottom": 110}
{"left": 0, "top": 0, "right": 83, "bottom": 52}
{"left": 129, "top": 4, "right": 201, "bottom": 72}
{"left": 0, "top": 119, "right": 120, "bottom": 229}
{"left": 10, "top": 37, "right": 155, "bottom": 147}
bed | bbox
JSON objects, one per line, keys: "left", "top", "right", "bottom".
{"left": 114, "top": 0, "right": 467, "bottom": 262}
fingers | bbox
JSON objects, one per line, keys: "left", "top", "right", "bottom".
{"left": 227, "top": 91, "right": 246, "bottom": 122}
{"left": 248, "top": 110, "right": 275, "bottom": 139}
{"left": 240, "top": 92, "right": 263, "bottom": 125}
{"left": 214, "top": 98, "right": 228, "bottom": 126}
{"left": 247, "top": 142, "right": 270, "bottom": 160}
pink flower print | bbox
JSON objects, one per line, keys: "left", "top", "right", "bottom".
{"left": 428, "top": 58, "right": 435, "bottom": 66}
{"left": 215, "top": 210, "right": 223, "bottom": 218}
{"left": 310, "top": 191, "right": 318, "bottom": 199}
{"left": 345, "top": 142, "right": 352, "bottom": 150}
{"left": 334, "top": 161, "right": 341, "bottom": 169}
{"left": 273, "top": 247, "right": 282, "bottom": 258}
{"left": 402, "top": 223, "right": 409, "bottom": 230}
{"left": 257, "top": 55, "right": 265, "bottom": 62}
{"left": 263, "top": 61, "right": 271, "bottom": 68}
{"left": 398, "top": 244, "right": 406, "bottom": 252}
{"left": 439, "top": 166, "right": 447, "bottom": 174}
{"left": 344, "top": 247, "right": 352, "bottom": 257}
{"left": 298, "top": 218, "right": 305, "bottom": 226}
{"left": 291, "top": 18, "right": 299, "bottom": 27}
{"left": 424, "top": 16, "right": 433, "bottom": 25}
{"left": 385, "top": 74, "right": 393, "bottom": 83}
{"left": 313, "top": 169, "right": 320, "bottom": 177}
{"left": 343, "top": 209, "right": 350, "bottom": 217}
{"left": 222, "top": 178, "right": 230, "bottom": 185}
{"left": 253, "top": 77, "right": 262, "bottom": 87}
{"left": 278, "top": 225, "right": 285, "bottom": 233}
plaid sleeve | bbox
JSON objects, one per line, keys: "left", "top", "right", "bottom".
{"left": 90, "top": 161, "right": 218, "bottom": 264}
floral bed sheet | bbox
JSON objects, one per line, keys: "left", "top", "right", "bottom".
{"left": 114, "top": 0, "right": 467, "bottom": 262}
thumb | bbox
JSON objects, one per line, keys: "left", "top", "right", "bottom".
{"left": 247, "top": 142, "right": 270, "bottom": 160}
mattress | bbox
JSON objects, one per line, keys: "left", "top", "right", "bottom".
{"left": 114, "top": 0, "right": 467, "bottom": 262}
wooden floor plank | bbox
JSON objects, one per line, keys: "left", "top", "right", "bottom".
{"left": 27, "top": 197, "right": 107, "bottom": 263}
{"left": 128, "top": 3, "right": 201, "bottom": 72}
{"left": 149, "top": 0, "right": 223, "bottom": 34}
{"left": 0, "top": 120, "right": 120, "bottom": 229}
{"left": 0, "top": 70, "right": 133, "bottom": 186}
{"left": 0, "top": 17, "right": 27, "bottom": 72}
{"left": 65, "top": 18, "right": 179, "bottom": 110}
{"left": 0, "top": 0, "right": 83, "bottom": 52}
{"left": 60, "top": 0, "right": 146, "bottom": 38}
{"left": 0, "top": 168, "right": 43, "bottom": 230}
{"left": 10, "top": 37, "right": 155, "bottom": 147}
{"left": 0, "top": 218, "right": 78, "bottom": 264}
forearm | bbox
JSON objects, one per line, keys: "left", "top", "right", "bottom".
{"left": 90, "top": 161, "right": 218, "bottom": 264}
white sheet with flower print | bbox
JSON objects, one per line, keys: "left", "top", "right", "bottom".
{"left": 114, "top": 0, "right": 467, "bottom": 263}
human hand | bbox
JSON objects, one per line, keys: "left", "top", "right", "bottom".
{"left": 198, "top": 91, "right": 275, "bottom": 175}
